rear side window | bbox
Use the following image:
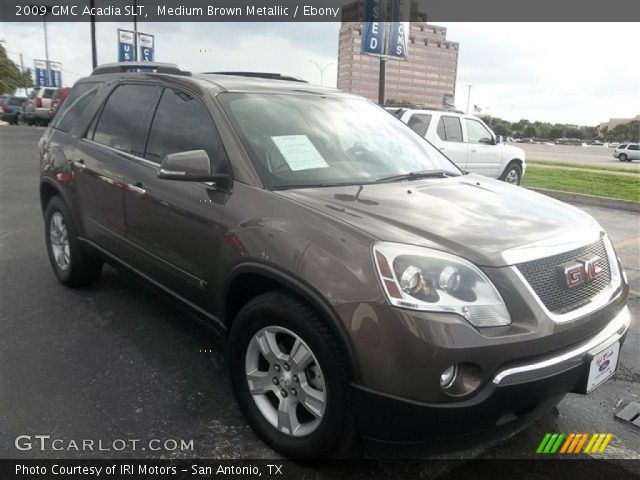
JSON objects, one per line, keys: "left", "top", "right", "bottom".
{"left": 618, "top": 144, "right": 628, "bottom": 149}
{"left": 42, "top": 89, "right": 55, "bottom": 99}
{"left": 29, "top": 89, "right": 39, "bottom": 99}
{"left": 407, "top": 113, "right": 432, "bottom": 137}
{"left": 144, "top": 88, "right": 221, "bottom": 165}
{"left": 92, "top": 84, "right": 157, "bottom": 155}
{"left": 629, "top": 144, "right": 639, "bottom": 151}
{"left": 8, "top": 98, "right": 26, "bottom": 106}
{"left": 436, "top": 116, "right": 463, "bottom": 142}
{"left": 53, "top": 82, "right": 101, "bottom": 132}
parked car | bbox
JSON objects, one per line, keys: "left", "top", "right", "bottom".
{"left": 397, "top": 109, "right": 526, "bottom": 184}
{"left": 49, "top": 87, "right": 71, "bottom": 117}
{"left": 613, "top": 143, "right": 640, "bottom": 162}
{"left": 38, "top": 63, "right": 630, "bottom": 459}
{"left": 0, "top": 95, "right": 27, "bottom": 124}
{"left": 23, "top": 86, "right": 59, "bottom": 125}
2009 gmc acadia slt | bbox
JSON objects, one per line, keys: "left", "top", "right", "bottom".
{"left": 38, "top": 63, "right": 630, "bottom": 459}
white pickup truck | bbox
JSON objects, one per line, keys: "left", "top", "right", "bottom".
{"left": 390, "top": 108, "right": 526, "bottom": 184}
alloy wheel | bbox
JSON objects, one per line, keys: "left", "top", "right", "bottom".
{"left": 49, "top": 212, "right": 70, "bottom": 271}
{"left": 245, "top": 326, "right": 326, "bottom": 437}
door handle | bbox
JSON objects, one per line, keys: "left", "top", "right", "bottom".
{"left": 471, "top": 148, "right": 477, "bottom": 152}
{"left": 127, "top": 182, "right": 146, "bottom": 195}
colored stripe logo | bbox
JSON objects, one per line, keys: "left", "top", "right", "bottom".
{"left": 536, "top": 433, "right": 613, "bottom": 454}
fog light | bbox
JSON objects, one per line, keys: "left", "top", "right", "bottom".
{"left": 440, "top": 365, "right": 458, "bottom": 389}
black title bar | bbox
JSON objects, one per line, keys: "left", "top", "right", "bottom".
{"left": 1, "top": 0, "right": 639, "bottom": 22}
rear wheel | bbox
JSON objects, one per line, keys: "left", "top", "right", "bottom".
{"left": 44, "top": 196, "right": 102, "bottom": 287}
{"left": 619, "top": 153, "right": 628, "bottom": 162}
{"left": 500, "top": 162, "right": 523, "bottom": 185}
{"left": 228, "top": 291, "right": 357, "bottom": 459}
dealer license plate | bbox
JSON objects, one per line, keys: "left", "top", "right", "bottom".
{"left": 586, "top": 341, "right": 620, "bottom": 393}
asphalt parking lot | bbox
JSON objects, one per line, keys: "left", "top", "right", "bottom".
{"left": 514, "top": 143, "right": 639, "bottom": 170}
{"left": 1, "top": 126, "right": 638, "bottom": 462}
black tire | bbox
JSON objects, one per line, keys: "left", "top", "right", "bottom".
{"left": 619, "top": 154, "right": 628, "bottom": 162}
{"left": 499, "top": 162, "right": 523, "bottom": 185}
{"left": 228, "top": 291, "right": 357, "bottom": 459}
{"left": 44, "top": 196, "right": 102, "bottom": 287}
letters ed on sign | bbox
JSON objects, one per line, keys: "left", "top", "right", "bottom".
{"left": 361, "top": 0, "right": 410, "bottom": 60}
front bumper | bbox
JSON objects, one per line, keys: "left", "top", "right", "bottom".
{"left": 351, "top": 306, "right": 631, "bottom": 443}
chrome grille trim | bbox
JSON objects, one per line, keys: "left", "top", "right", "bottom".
{"left": 511, "top": 235, "right": 622, "bottom": 323}
{"left": 516, "top": 239, "right": 611, "bottom": 314}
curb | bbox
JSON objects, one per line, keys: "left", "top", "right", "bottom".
{"left": 528, "top": 187, "right": 640, "bottom": 212}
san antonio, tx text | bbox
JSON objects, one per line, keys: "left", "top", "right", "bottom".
{"left": 16, "top": 463, "right": 284, "bottom": 476}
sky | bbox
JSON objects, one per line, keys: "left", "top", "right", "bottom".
{"left": 1, "top": 21, "right": 638, "bottom": 126}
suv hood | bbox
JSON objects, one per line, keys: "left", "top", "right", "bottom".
{"left": 278, "top": 175, "right": 601, "bottom": 267}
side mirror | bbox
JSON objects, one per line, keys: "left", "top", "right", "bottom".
{"left": 157, "top": 150, "right": 230, "bottom": 187}
{"left": 495, "top": 135, "right": 503, "bottom": 144}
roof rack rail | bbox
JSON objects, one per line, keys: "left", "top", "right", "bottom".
{"left": 91, "top": 62, "right": 192, "bottom": 76}
{"left": 205, "top": 71, "right": 308, "bottom": 83}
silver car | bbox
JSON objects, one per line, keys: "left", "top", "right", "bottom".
{"left": 613, "top": 143, "right": 640, "bottom": 162}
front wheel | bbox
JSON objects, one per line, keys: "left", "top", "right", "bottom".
{"left": 500, "top": 162, "right": 523, "bottom": 185}
{"left": 228, "top": 291, "right": 357, "bottom": 459}
{"left": 44, "top": 196, "right": 103, "bottom": 287}
{"left": 619, "top": 153, "right": 628, "bottom": 162}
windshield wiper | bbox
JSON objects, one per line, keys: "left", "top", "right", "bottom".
{"left": 375, "top": 169, "right": 459, "bottom": 183}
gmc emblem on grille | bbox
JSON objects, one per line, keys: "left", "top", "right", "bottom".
{"left": 562, "top": 256, "right": 603, "bottom": 288}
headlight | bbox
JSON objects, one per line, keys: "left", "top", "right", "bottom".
{"left": 373, "top": 243, "right": 511, "bottom": 327}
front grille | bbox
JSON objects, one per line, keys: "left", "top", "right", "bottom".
{"left": 516, "top": 239, "right": 611, "bottom": 314}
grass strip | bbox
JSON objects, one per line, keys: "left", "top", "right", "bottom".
{"left": 522, "top": 166, "right": 640, "bottom": 202}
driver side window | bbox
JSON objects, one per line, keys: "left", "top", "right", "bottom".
{"left": 464, "top": 119, "right": 493, "bottom": 144}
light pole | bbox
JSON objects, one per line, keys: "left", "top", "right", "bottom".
{"left": 466, "top": 84, "right": 473, "bottom": 114}
{"left": 43, "top": 15, "right": 51, "bottom": 85}
{"left": 309, "top": 60, "right": 334, "bottom": 86}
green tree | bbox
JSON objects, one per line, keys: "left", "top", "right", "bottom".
{"left": 0, "top": 45, "right": 33, "bottom": 95}
{"left": 523, "top": 125, "right": 537, "bottom": 138}
{"left": 548, "top": 127, "right": 564, "bottom": 139}
{"left": 565, "top": 128, "right": 583, "bottom": 139}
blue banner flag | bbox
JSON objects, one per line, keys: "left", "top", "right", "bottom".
{"left": 49, "top": 62, "right": 62, "bottom": 87}
{"left": 388, "top": 0, "right": 409, "bottom": 60}
{"left": 138, "top": 33, "right": 155, "bottom": 62}
{"left": 361, "top": 0, "right": 386, "bottom": 56}
{"left": 118, "top": 29, "right": 136, "bottom": 62}
{"left": 34, "top": 60, "right": 48, "bottom": 87}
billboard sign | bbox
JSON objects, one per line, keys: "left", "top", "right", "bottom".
{"left": 138, "top": 33, "right": 155, "bottom": 62}
{"left": 49, "top": 62, "right": 62, "bottom": 87}
{"left": 34, "top": 59, "right": 48, "bottom": 87}
{"left": 361, "top": 0, "right": 386, "bottom": 56}
{"left": 118, "top": 29, "right": 136, "bottom": 62}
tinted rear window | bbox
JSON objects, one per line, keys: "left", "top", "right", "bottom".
{"left": 92, "top": 84, "right": 157, "bottom": 155}
{"left": 629, "top": 144, "right": 639, "bottom": 151}
{"left": 8, "top": 98, "right": 26, "bottom": 106}
{"left": 42, "top": 89, "right": 56, "bottom": 99}
{"left": 52, "top": 82, "right": 101, "bottom": 132}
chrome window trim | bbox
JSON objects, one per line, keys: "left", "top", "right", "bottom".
{"left": 81, "top": 138, "right": 158, "bottom": 168}
{"left": 510, "top": 234, "right": 622, "bottom": 324}
{"left": 492, "top": 306, "right": 631, "bottom": 385}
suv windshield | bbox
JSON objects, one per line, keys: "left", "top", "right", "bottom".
{"left": 220, "top": 93, "right": 460, "bottom": 189}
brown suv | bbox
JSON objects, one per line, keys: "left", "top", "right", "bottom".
{"left": 39, "top": 63, "right": 630, "bottom": 459}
